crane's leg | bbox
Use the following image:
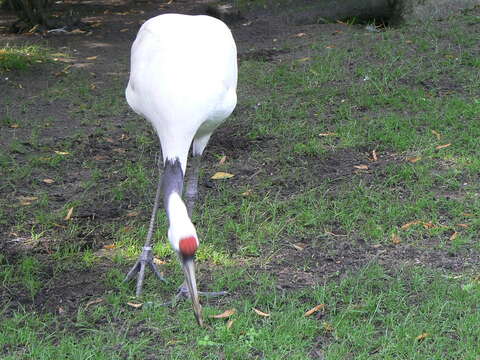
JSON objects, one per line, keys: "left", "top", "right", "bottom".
{"left": 124, "top": 167, "right": 166, "bottom": 297}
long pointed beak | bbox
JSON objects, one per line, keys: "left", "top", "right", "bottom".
{"left": 181, "top": 256, "right": 203, "bottom": 327}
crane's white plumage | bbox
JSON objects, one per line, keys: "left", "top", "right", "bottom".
{"left": 126, "top": 13, "right": 237, "bottom": 174}
{"left": 124, "top": 13, "right": 237, "bottom": 326}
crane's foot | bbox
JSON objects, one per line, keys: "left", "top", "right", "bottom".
{"left": 176, "top": 283, "right": 228, "bottom": 301}
{"left": 124, "top": 246, "right": 166, "bottom": 297}
{"left": 158, "top": 284, "right": 228, "bottom": 307}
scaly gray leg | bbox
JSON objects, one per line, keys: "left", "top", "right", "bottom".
{"left": 124, "top": 168, "right": 166, "bottom": 297}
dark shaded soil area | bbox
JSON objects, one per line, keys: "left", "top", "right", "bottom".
{"left": 1, "top": 0, "right": 479, "bottom": 319}
{"left": 273, "top": 238, "right": 480, "bottom": 290}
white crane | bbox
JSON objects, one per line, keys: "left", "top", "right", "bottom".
{"left": 124, "top": 14, "right": 237, "bottom": 326}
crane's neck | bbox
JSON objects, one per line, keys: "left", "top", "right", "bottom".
{"left": 162, "top": 158, "right": 183, "bottom": 200}
{"left": 162, "top": 158, "right": 198, "bottom": 255}
{"left": 162, "top": 158, "right": 185, "bottom": 221}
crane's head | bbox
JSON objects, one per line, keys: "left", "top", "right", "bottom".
{"left": 166, "top": 193, "right": 203, "bottom": 326}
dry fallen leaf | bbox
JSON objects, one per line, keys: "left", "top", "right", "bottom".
{"left": 103, "top": 244, "right": 116, "bottom": 250}
{"left": 93, "top": 155, "right": 108, "bottom": 161}
{"left": 422, "top": 221, "right": 435, "bottom": 229}
{"left": 354, "top": 165, "right": 369, "bottom": 170}
{"left": 241, "top": 189, "right": 252, "bottom": 197}
{"left": 294, "top": 32, "right": 306, "bottom": 37}
{"left": 435, "top": 143, "right": 451, "bottom": 150}
{"left": 127, "top": 211, "right": 139, "bottom": 217}
{"left": 319, "top": 132, "right": 337, "bottom": 136}
{"left": 54, "top": 67, "right": 71, "bottom": 77}
{"left": 218, "top": 155, "right": 227, "bottom": 165}
{"left": 449, "top": 231, "right": 458, "bottom": 241}
{"left": 416, "top": 333, "right": 429, "bottom": 342}
{"left": 252, "top": 308, "right": 270, "bottom": 317}
{"left": 153, "top": 258, "right": 166, "bottom": 266}
{"left": 113, "top": 148, "right": 126, "bottom": 153}
{"left": 65, "top": 207, "right": 74, "bottom": 221}
{"left": 18, "top": 196, "right": 38, "bottom": 206}
{"left": 304, "top": 304, "right": 326, "bottom": 317}
{"left": 85, "top": 298, "right": 104, "bottom": 308}
{"left": 401, "top": 220, "right": 422, "bottom": 230}
{"left": 431, "top": 129, "right": 441, "bottom": 140}
{"left": 120, "top": 28, "right": 129, "bottom": 32}
{"left": 226, "top": 319, "right": 235, "bottom": 329}
{"left": 211, "top": 172, "right": 234, "bottom": 180}
{"left": 209, "top": 308, "right": 237, "bottom": 319}
{"left": 127, "top": 302, "right": 143, "bottom": 309}
{"left": 391, "top": 233, "right": 401, "bottom": 244}
{"left": 42, "top": 178, "right": 55, "bottom": 184}
{"left": 55, "top": 151, "right": 70, "bottom": 155}
{"left": 166, "top": 339, "right": 181, "bottom": 346}
{"left": 10, "top": 123, "right": 20, "bottom": 128}
{"left": 456, "top": 223, "right": 469, "bottom": 228}
{"left": 407, "top": 157, "right": 421, "bottom": 163}
{"left": 325, "top": 231, "right": 339, "bottom": 236}
{"left": 325, "top": 45, "right": 335, "bottom": 49}
{"left": 86, "top": 56, "right": 98, "bottom": 60}
{"left": 462, "top": 213, "right": 474, "bottom": 217}
{"left": 371, "top": 149, "right": 378, "bottom": 161}
{"left": 297, "top": 57, "right": 311, "bottom": 62}
{"left": 70, "top": 29, "right": 86, "bottom": 34}
{"left": 293, "top": 242, "right": 306, "bottom": 251}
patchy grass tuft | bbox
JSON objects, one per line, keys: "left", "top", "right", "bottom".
{"left": 0, "top": 45, "right": 56, "bottom": 71}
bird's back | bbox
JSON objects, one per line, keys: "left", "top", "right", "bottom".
{"left": 126, "top": 14, "right": 237, "bottom": 146}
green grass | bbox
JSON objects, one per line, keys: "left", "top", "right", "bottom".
{"left": 0, "top": 265, "right": 479, "bottom": 359}
{"left": 0, "top": 45, "right": 56, "bottom": 71}
{"left": 1, "top": 7, "right": 480, "bottom": 360}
